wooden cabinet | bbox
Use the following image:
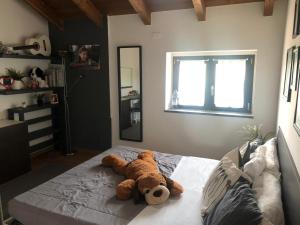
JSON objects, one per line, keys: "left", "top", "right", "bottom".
{"left": 8, "top": 104, "right": 57, "bottom": 155}
{"left": 0, "top": 120, "right": 31, "bottom": 184}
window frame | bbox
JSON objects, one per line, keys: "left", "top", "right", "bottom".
{"left": 171, "top": 54, "right": 255, "bottom": 114}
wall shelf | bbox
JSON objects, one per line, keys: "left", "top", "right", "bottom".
{"left": 0, "top": 88, "right": 53, "bottom": 95}
{"left": 0, "top": 54, "right": 51, "bottom": 60}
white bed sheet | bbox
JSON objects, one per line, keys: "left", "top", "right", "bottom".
{"left": 128, "top": 156, "right": 219, "bottom": 225}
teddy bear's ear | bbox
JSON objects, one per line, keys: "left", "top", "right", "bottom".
{"left": 132, "top": 181, "right": 145, "bottom": 204}
{"left": 162, "top": 175, "right": 184, "bottom": 197}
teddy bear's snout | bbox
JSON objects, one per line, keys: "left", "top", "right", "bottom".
{"left": 153, "top": 189, "right": 163, "bottom": 197}
{"left": 145, "top": 185, "right": 170, "bottom": 205}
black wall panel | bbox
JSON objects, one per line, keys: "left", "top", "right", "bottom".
{"left": 49, "top": 17, "right": 111, "bottom": 151}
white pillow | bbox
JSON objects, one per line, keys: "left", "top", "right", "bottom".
{"left": 253, "top": 172, "right": 285, "bottom": 225}
{"left": 263, "top": 138, "right": 280, "bottom": 176}
{"left": 244, "top": 154, "right": 266, "bottom": 180}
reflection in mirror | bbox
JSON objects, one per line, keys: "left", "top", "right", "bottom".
{"left": 118, "top": 46, "right": 142, "bottom": 141}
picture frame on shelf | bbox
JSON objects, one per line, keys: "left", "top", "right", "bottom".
{"left": 284, "top": 47, "right": 294, "bottom": 102}
{"left": 294, "top": 0, "right": 300, "bottom": 37}
{"left": 50, "top": 94, "right": 59, "bottom": 104}
{"left": 291, "top": 47, "right": 300, "bottom": 91}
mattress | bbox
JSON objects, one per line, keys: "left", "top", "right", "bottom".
{"left": 8, "top": 146, "right": 218, "bottom": 225}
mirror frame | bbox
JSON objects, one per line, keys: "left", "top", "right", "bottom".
{"left": 117, "top": 46, "right": 143, "bottom": 142}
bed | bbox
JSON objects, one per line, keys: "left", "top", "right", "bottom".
{"left": 7, "top": 128, "right": 300, "bottom": 225}
{"left": 8, "top": 146, "right": 218, "bottom": 225}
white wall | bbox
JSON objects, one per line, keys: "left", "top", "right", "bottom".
{"left": 0, "top": 0, "right": 50, "bottom": 120}
{"left": 108, "top": 1, "right": 287, "bottom": 159}
{"left": 120, "top": 48, "right": 140, "bottom": 97}
{"left": 277, "top": 0, "right": 300, "bottom": 174}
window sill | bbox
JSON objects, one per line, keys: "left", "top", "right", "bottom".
{"left": 164, "top": 108, "right": 254, "bottom": 118}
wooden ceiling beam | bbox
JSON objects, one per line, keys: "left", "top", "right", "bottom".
{"left": 192, "top": 0, "right": 206, "bottom": 21}
{"left": 128, "top": 0, "right": 151, "bottom": 25}
{"left": 71, "top": 0, "right": 103, "bottom": 27}
{"left": 264, "top": 0, "right": 274, "bottom": 16}
{"left": 23, "top": 0, "right": 64, "bottom": 30}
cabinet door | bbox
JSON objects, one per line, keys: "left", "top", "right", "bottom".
{"left": 0, "top": 123, "right": 31, "bottom": 184}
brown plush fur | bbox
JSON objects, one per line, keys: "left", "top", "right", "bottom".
{"left": 102, "top": 150, "right": 183, "bottom": 201}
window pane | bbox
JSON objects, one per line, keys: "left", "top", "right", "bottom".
{"left": 214, "top": 59, "right": 246, "bottom": 108}
{"left": 177, "top": 60, "right": 206, "bottom": 106}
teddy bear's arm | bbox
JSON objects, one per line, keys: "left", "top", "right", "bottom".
{"left": 102, "top": 154, "right": 128, "bottom": 175}
{"left": 116, "top": 179, "right": 136, "bottom": 200}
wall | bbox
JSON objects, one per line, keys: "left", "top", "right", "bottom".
{"left": 49, "top": 18, "right": 111, "bottom": 151}
{"left": 120, "top": 48, "right": 140, "bottom": 97}
{"left": 277, "top": 0, "right": 300, "bottom": 174}
{"left": 108, "top": 1, "right": 287, "bottom": 159}
{"left": 0, "top": 0, "right": 50, "bottom": 120}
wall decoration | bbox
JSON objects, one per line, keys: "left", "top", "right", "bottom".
{"left": 0, "top": 76, "right": 14, "bottom": 90}
{"left": 294, "top": 82, "right": 300, "bottom": 135}
{"left": 292, "top": 47, "right": 299, "bottom": 90}
{"left": 284, "top": 47, "right": 294, "bottom": 102}
{"left": 28, "top": 67, "right": 49, "bottom": 88}
{"left": 5, "top": 68, "right": 25, "bottom": 90}
{"left": 69, "top": 44, "right": 100, "bottom": 70}
{"left": 50, "top": 93, "right": 59, "bottom": 104}
{"left": 294, "top": 0, "right": 300, "bottom": 37}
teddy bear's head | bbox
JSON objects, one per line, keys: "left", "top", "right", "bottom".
{"left": 136, "top": 172, "right": 170, "bottom": 205}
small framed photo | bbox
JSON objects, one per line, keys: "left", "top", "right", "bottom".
{"left": 291, "top": 47, "right": 300, "bottom": 90}
{"left": 294, "top": 0, "right": 300, "bottom": 37}
{"left": 284, "top": 47, "right": 294, "bottom": 102}
{"left": 50, "top": 94, "right": 59, "bottom": 104}
{"left": 69, "top": 44, "right": 101, "bottom": 70}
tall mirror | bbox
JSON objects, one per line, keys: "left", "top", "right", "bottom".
{"left": 118, "top": 46, "right": 142, "bottom": 142}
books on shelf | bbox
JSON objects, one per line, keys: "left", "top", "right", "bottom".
{"left": 47, "top": 64, "right": 65, "bottom": 88}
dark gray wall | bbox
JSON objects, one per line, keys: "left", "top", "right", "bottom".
{"left": 49, "top": 17, "right": 111, "bottom": 151}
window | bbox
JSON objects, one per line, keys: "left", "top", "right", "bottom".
{"left": 168, "top": 53, "right": 255, "bottom": 115}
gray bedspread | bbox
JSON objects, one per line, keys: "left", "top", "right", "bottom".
{"left": 8, "top": 146, "right": 182, "bottom": 225}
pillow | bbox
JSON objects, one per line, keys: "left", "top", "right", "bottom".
{"left": 239, "top": 141, "right": 250, "bottom": 158}
{"left": 203, "top": 177, "right": 263, "bottom": 225}
{"left": 244, "top": 154, "right": 266, "bottom": 181}
{"left": 241, "top": 138, "right": 263, "bottom": 167}
{"left": 253, "top": 172, "right": 285, "bottom": 225}
{"left": 263, "top": 138, "right": 280, "bottom": 177}
{"left": 201, "top": 148, "right": 252, "bottom": 216}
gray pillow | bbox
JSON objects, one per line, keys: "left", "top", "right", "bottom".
{"left": 203, "top": 177, "right": 262, "bottom": 225}
{"left": 201, "top": 149, "right": 251, "bottom": 216}
{"left": 241, "top": 138, "right": 263, "bottom": 167}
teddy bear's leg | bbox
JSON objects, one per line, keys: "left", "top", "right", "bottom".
{"left": 138, "top": 150, "right": 154, "bottom": 160}
{"left": 116, "top": 179, "right": 136, "bottom": 200}
{"left": 138, "top": 150, "right": 157, "bottom": 166}
{"left": 102, "top": 154, "right": 128, "bottom": 175}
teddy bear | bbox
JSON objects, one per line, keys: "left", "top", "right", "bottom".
{"left": 102, "top": 150, "right": 183, "bottom": 205}
{"left": 28, "top": 67, "right": 48, "bottom": 88}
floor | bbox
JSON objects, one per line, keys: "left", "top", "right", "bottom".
{"left": 121, "top": 122, "right": 141, "bottom": 140}
{"left": 31, "top": 148, "right": 100, "bottom": 171}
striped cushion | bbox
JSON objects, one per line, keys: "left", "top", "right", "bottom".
{"left": 201, "top": 148, "right": 252, "bottom": 216}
